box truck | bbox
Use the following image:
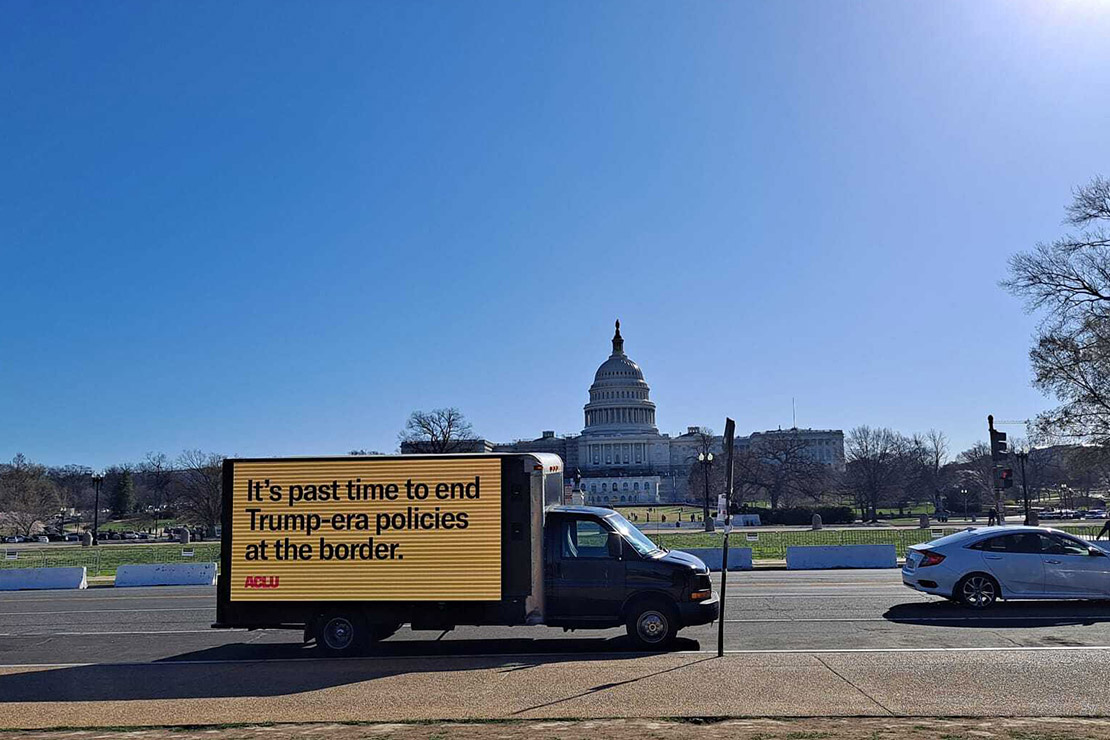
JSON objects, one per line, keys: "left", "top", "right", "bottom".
{"left": 214, "top": 453, "right": 718, "bottom": 653}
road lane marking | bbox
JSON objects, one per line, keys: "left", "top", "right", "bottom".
{"left": 4, "top": 643, "right": 1110, "bottom": 668}
{"left": 0, "top": 629, "right": 242, "bottom": 636}
{"left": 0, "top": 595, "right": 213, "bottom": 603}
{"left": 0, "top": 607, "right": 210, "bottom": 616}
{"left": 724, "top": 616, "right": 1110, "bottom": 622}
{"left": 727, "top": 593, "right": 928, "bottom": 598}
{"left": 694, "top": 645, "right": 1110, "bottom": 654}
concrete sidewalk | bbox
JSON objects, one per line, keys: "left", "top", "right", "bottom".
{"left": 1, "top": 649, "right": 1109, "bottom": 728}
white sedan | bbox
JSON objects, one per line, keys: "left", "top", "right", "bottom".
{"left": 903, "top": 526, "right": 1110, "bottom": 608}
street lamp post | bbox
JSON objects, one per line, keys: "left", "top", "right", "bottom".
{"left": 1015, "top": 450, "right": 1032, "bottom": 525}
{"left": 697, "top": 451, "right": 714, "bottom": 533}
{"left": 91, "top": 473, "right": 104, "bottom": 546}
{"left": 961, "top": 487, "right": 969, "bottom": 522}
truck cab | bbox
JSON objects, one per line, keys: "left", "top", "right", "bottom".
{"left": 543, "top": 505, "right": 719, "bottom": 648}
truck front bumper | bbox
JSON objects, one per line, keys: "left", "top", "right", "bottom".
{"left": 677, "top": 592, "right": 719, "bottom": 627}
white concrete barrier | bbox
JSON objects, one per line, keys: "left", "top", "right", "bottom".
{"left": 786, "top": 544, "right": 897, "bottom": 570}
{"left": 678, "top": 548, "right": 753, "bottom": 571}
{"left": 0, "top": 566, "right": 87, "bottom": 591}
{"left": 114, "top": 562, "right": 217, "bottom": 587}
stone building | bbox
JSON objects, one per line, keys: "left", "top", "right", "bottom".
{"left": 406, "top": 321, "right": 847, "bottom": 505}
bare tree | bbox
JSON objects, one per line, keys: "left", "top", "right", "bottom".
{"left": 735, "top": 432, "right": 828, "bottom": 511}
{"left": 918, "top": 430, "right": 950, "bottom": 514}
{"left": 398, "top": 408, "right": 477, "bottom": 453}
{"left": 844, "top": 426, "right": 914, "bottom": 521}
{"left": 139, "top": 452, "right": 176, "bottom": 533}
{"left": 1063, "top": 446, "right": 1110, "bottom": 509}
{"left": 175, "top": 450, "right": 224, "bottom": 530}
{"left": 0, "top": 454, "right": 61, "bottom": 537}
{"left": 1009, "top": 437, "right": 1062, "bottom": 507}
{"left": 46, "top": 464, "right": 93, "bottom": 513}
{"left": 956, "top": 442, "right": 1000, "bottom": 517}
{"left": 1003, "top": 176, "right": 1110, "bottom": 444}
{"left": 683, "top": 427, "right": 718, "bottom": 530}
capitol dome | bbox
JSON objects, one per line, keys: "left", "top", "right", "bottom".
{"left": 582, "top": 320, "right": 657, "bottom": 433}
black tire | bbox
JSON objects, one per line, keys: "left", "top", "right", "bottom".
{"left": 956, "top": 573, "right": 1000, "bottom": 609}
{"left": 625, "top": 598, "right": 679, "bottom": 650}
{"left": 316, "top": 611, "right": 366, "bottom": 656}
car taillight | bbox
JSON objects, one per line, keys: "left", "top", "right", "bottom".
{"left": 918, "top": 550, "right": 945, "bottom": 567}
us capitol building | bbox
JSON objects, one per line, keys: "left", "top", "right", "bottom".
{"left": 409, "top": 321, "right": 845, "bottom": 505}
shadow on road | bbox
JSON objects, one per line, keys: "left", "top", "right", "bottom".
{"left": 884, "top": 599, "right": 1110, "bottom": 627}
{"left": 0, "top": 635, "right": 702, "bottom": 703}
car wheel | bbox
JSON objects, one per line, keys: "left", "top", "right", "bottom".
{"left": 316, "top": 612, "right": 366, "bottom": 656}
{"left": 626, "top": 598, "right": 678, "bottom": 650}
{"left": 957, "top": 574, "right": 999, "bottom": 609}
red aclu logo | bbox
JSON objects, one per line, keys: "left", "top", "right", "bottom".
{"left": 244, "top": 575, "right": 280, "bottom": 589}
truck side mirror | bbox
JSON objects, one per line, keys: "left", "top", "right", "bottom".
{"left": 607, "top": 532, "right": 623, "bottom": 559}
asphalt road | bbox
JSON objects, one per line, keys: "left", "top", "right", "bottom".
{"left": 6, "top": 569, "right": 1110, "bottom": 726}
{"left": 4, "top": 569, "right": 1110, "bottom": 662}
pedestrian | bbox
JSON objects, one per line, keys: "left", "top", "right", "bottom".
{"left": 1097, "top": 520, "right": 1110, "bottom": 541}
{"left": 988, "top": 508, "right": 997, "bottom": 526}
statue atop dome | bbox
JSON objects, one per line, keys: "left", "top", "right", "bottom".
{"left": 612, "top": 319, "right": 624, "bottom": 355}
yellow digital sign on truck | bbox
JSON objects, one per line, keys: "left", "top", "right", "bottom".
{"left": 227, "top": 457, "right": 501, "bottom": 602}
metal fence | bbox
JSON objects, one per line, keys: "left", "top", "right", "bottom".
{"left": 3, "top": 525, "right": 1107, "bottom": 574}
{"left": 0, "top": 543, "right": 221, "bottom": 577}
{"left": 655, "top": 524, "right": 1107, "bottom": 561}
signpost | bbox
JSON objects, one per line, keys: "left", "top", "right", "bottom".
{"left": 717, "top": 417, "right": 735, "bottom": 658}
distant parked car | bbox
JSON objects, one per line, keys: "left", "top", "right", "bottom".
{"left": 34, "top": 536, "right": 49, "bottom": 544}
{"left": 122, "top": 531, "right": 139, "bottom": 540}
{"left": 3, "top": 535, "right": 25, "bottom": 543}
{"left": 64, "top": 533, "right": 80, "bottom": 542}
{"left": 904, "top": 526, "right": 1110, "bottom": 608}
{"left": 1088, "top": 510, "right": 1107, "bottom": 519}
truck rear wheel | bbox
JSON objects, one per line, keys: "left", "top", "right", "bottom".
{"left": 316, "top": 611, "right": 366, "bottom": 656}
{"left": 626, "top": 598, "right": 678, "bottom": 650}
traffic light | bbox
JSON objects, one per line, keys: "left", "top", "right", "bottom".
{"left": 990, "top": 429, "right": 1008, "bottom": 463}
{"left": 995, "top": 467, "right": 1014, "bottom": 489}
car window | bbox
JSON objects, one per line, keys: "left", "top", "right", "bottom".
{"left": 1043, "top": 534, "right": 1090, "bottom": 556}
{"left": 560, "top": 519, "right": 612, "bottom": 560}
{"left": 977, "top": 533, "right": 1044, "bottom": 554}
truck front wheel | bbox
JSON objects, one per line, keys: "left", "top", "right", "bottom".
{"left": 316, "top": 611, "right": 366, "bottom": 656}
{"left": 626, "top": 598, "right": 678, "bottom": 650}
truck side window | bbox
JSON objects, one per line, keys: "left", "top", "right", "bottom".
{"left": 561, "top": 519, "right": 612, "bottom": 560}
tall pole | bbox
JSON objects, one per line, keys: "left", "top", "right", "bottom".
{"left": 92, "top": 474, "right": 103, "bottom": 546}
{"left": 717, "top": 417, "right": 735, "bottom": 658}
{"left": 1017, "top": 451, "right": 1031, "bottom": 525}
{"left": 699, "top": 452, "right": 714, "bottom": 532}
{"left": 703, "top": 458, "right": 710, "bottom": 527}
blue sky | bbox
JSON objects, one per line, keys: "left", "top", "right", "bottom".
{"left": 3, "top": 1, "right": 1109, "bottom": 469}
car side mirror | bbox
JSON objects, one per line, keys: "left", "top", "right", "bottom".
{"left": 1090, "top": 547, "right": 1105, "bottom": 557}
{"left": 607, "top": 532, "right": 623, "bottom": 559}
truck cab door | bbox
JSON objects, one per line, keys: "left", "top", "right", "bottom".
{"left": 545, "top": 515, "right": 627, "bottom": 622}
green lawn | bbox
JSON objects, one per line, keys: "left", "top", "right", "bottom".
{"left": 96, "top": 516, "right": 182, "bottom": 532}
{"left": 651, "top": 523, "right": 1106, "bottom": 560}
{"left": 1, "top": 542, "right": 221, "bottom": 577}
{"left": 614, "top": 505, "right": 706, "bottom": 522}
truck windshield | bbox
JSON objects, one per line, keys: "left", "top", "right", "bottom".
{"left": 605, "top": 512, "right": 663, "bottom": 556}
